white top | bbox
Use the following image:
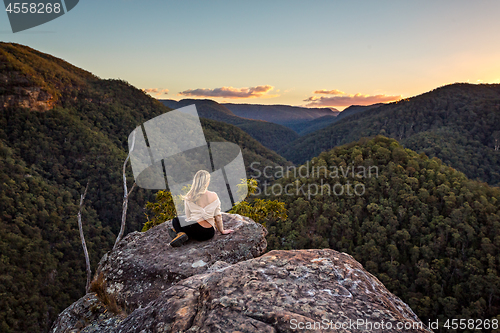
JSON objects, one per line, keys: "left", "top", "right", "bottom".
{"left": 184, "top": 196, "right": 221, "bottom": 229}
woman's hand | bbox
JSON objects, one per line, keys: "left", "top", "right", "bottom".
{"left": 221, "top": 229, "right": 234, "bottom": 235}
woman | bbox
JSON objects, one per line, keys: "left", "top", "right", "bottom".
{"left": 169, "top": 170, "right": 234, "bottom": 247}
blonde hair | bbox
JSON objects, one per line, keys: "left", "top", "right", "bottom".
{"left": 184, "top": 170, "right": 210, "bottom": 202}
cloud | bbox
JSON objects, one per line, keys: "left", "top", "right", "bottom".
{"left": 313, "top": 89, "right": 345, "bottom": 95}
{"left": 178, "top": 85, "right": 278, "bottom": 99}
{"left": 304, "top": 91, "right": 401, "bottom": 107}
{"left": 142, "top": 88, "right": 169, "bottom": 97}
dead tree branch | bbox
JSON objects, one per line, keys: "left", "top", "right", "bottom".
{"left": 114, "top": 130, "right": 137, "bottom": 249}
{"left": 77, "top": 181, "right": 91, "bottom": 293}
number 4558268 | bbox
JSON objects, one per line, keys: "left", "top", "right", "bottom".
{"left": 444, "top": 318, "right": 498, "bottom": 330}
{"left": 6, "top": 2, "right": 61, "bottom": 14}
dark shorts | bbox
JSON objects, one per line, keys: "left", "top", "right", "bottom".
{"left": 172, "top": 216, "right": 215, "bottom": 242}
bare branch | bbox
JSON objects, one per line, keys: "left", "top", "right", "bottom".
{"left": 128, "top": 182, "right": 137, "bottom": 196}
{"left": 114, "top": 130, "right": 137, "bottom": 250}
{"left": 77, "top": 181, "right": 91, "bottom": 293}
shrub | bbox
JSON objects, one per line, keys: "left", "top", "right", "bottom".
{"left": 89, "top": 272, "right": 121, "bottom": 315}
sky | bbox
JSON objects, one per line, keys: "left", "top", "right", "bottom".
{"left": 2, "top": 0, "right": 500, "bottom": 110}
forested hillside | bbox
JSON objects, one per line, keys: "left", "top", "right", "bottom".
{"left": 160, "top": 99, "right": 299, "bottom": 152}
{"left": 3, "top": 42, "right": 499, "bottom": 333}
{"left": 0, "top": 42, "right": 287, "bottom": 332}
{"left": 265, "top": 136, "right": 500, "bottom": 328}
{"left": 279, "top": 83, "right": 500, "bottom": 186}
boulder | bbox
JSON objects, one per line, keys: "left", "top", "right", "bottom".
{"left": 112, "top": 249, "right": 431, "bottom": 333}
{"left": 97, "top": 213, "right": 267, "bottom": 310}
{"left": 52, "top": 215, "right": 431, "bottom": 333}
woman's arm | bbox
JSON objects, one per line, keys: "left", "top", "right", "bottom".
{"left": 214, "top": 214, "right": 223, "bottom": 233}
{"left": 212, "top": 194, "right": 233, "bottom": 234}
{"left": 214, "top": 214, "right": 233, "bottom": 234}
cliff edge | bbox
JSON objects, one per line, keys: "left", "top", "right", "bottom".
{"left": 51, "top": 213, "right": 431, "bottom": 332}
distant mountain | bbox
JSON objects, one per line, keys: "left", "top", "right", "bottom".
{"left": 292, "top": 114, "right": 338, "bottom": 135}
{"left": 335, "top": 103, "right": 383, "bottom": 121}
{"left": 293, "top": 104, "right": 382, "bottom": 135}
{"left": 287, "top": 104, "right": 381, "bottom": 135}
{"left": 279, "top": 83, "right": 500, "bottom": 186}
{"left": 223, "top": 103, "right": 339, "bottom": 134}
{"left": 161, "top": 98, "right": 235, "bottom": 118}
{"left": 0, "top": 42, "right": 288, "bottom": 333}
{"left": 160, "top": 99, "right": 299, "bottom": 151}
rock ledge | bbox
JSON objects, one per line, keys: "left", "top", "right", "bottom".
{"left": 51, "top": 214, "right": 431, "bottom": 333}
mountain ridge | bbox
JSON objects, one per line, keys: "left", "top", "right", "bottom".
{"left": 222, "top": 102, "right": 339, "bottom": 135}
{"left": 223, "top": 102, "right": 339, "bottom": 121}
{"left": 279, "top": 83, "right": 500, "bottom": 186}
{"left": 160, "top": 98, "right": 300, "bottom": 152}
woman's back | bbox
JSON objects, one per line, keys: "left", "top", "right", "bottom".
{"left": 184, "top": 190, "right": 220, "bottom": 228}
{"left": 194, "top": 190, "right": 218, "bottom": 208}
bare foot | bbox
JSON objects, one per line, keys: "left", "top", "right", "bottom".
{"left": 221, "top": 229, "right": 234, "bottom": 234}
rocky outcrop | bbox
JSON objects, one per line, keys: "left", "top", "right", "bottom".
{"left": 51, "top": 213, "right": 268, "bottom": 332}
{"left": 1, "top": 85, "right": 55, "bottom": 111}
{"left": 96, "top": 213, "right": 267, "bottom": 310}
{"left": 1, "top": 72, "right": 56, "bottom": 111}
{"left": 51, "top": 214, "right": 431, "bottom": 333}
